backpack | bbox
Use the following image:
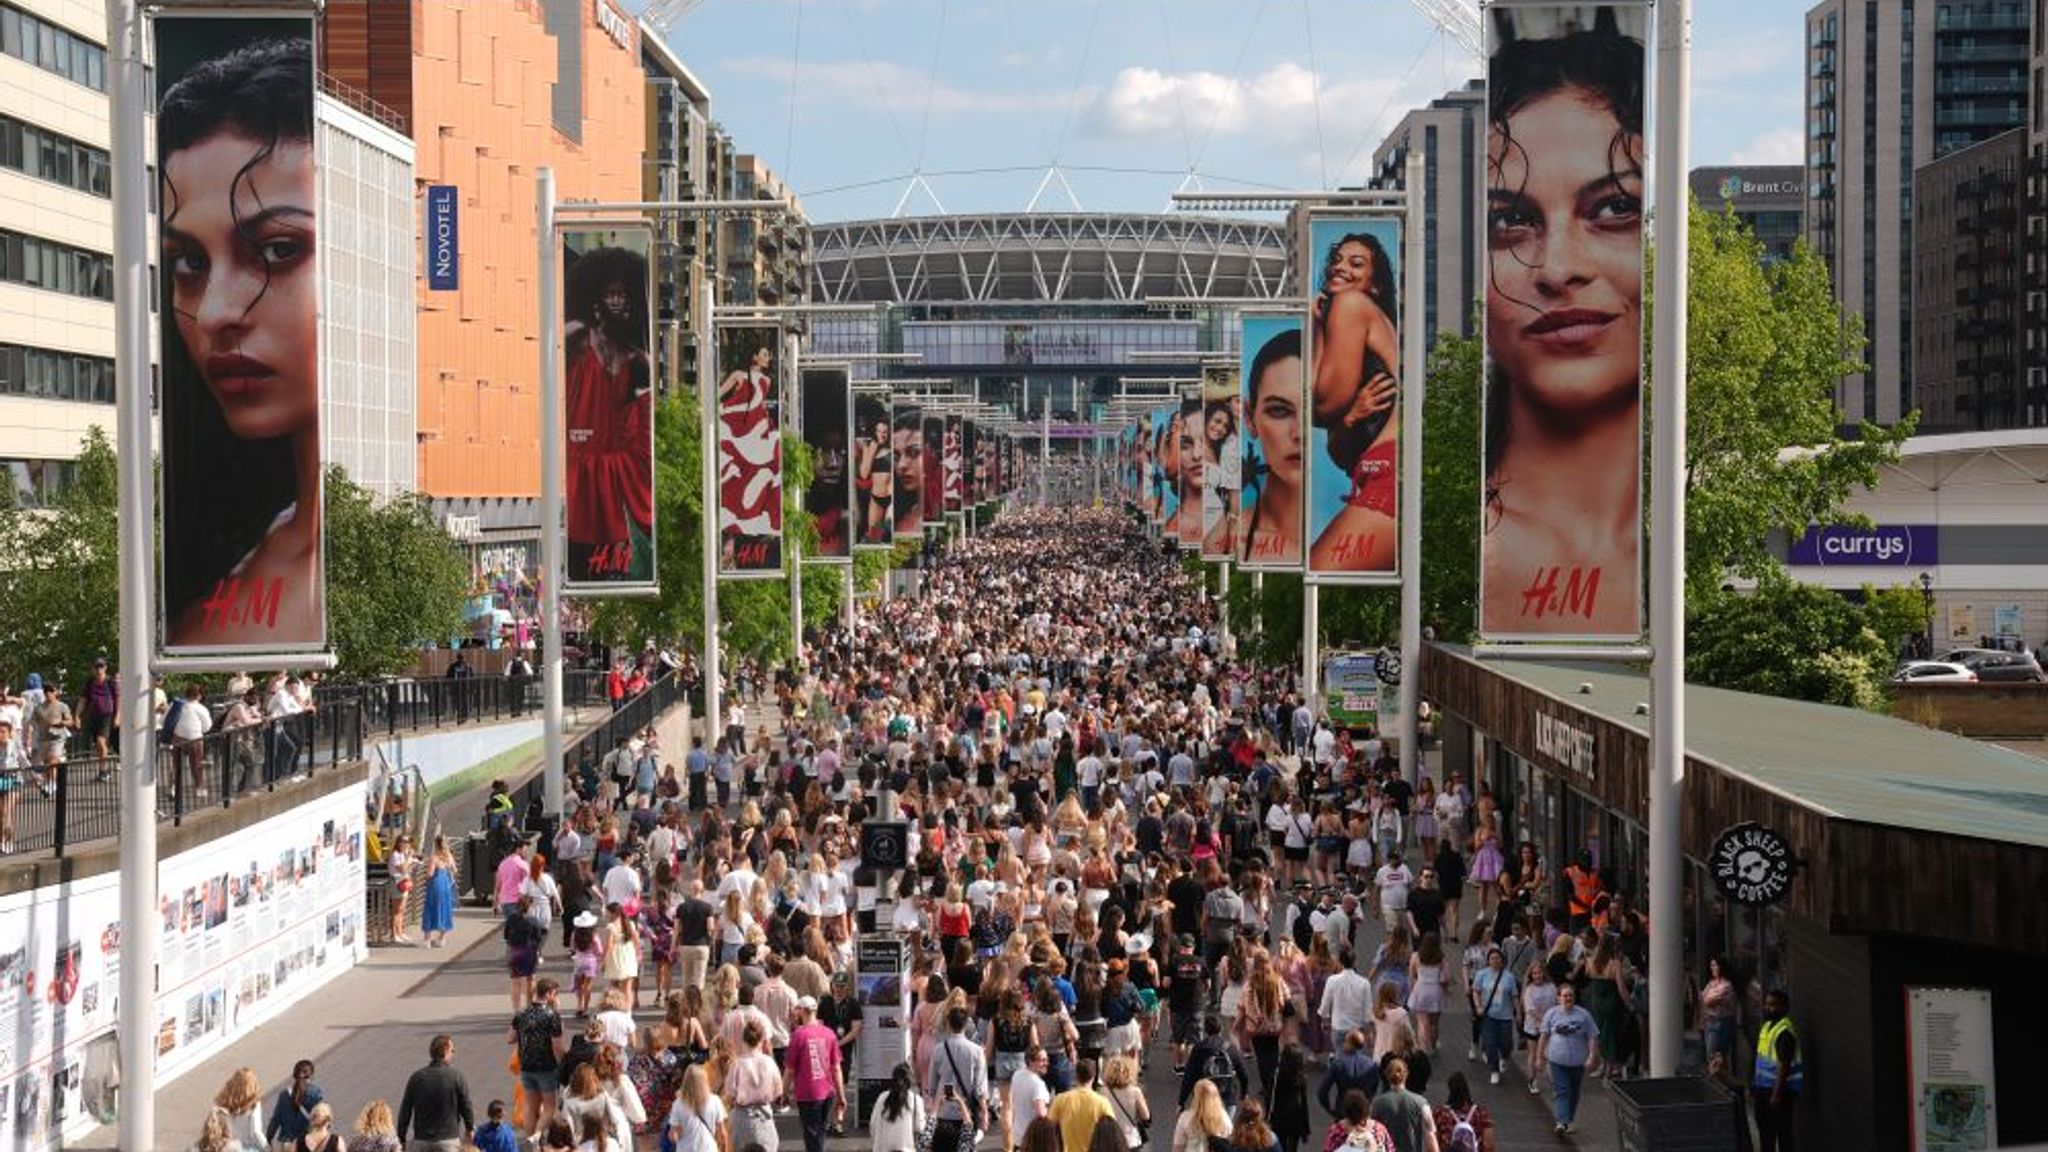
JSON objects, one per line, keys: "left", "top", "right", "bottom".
{"left": 1198, "top": 1044, "right": 1239, "bottom": 1104}
{"left": 1446, "top": 1105, "right": 1480, "bottom": 1152}
{"left": 157, "top": 697, "right": 185, "bottom": 745}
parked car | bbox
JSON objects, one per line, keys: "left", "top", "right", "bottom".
{"left": 1936, "top": 648, "right": 2046, "bottom": 683}
{"left": 1891, "top": 661, "right": 1978, "bottom": 684}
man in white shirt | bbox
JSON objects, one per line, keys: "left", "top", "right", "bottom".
{"left": 1374, "top": 853, "right": 1415, "bottom": 933}
{"left": 717, "top": 860, "right": 760, "bottom": 906}
{"left": 1317, "top": 949, "right": 1373, "bottom": 1047}
{"left": 1076, "top": 746, "right": 1104, "bottom": 809}
{"left": 168, "top": 682, "right": 214, "bottom": 797}
{"left": 602, "top": 848, "right": 645, "bottom": 910}
{"left": 1009, "top": 1047, "right": 1052, "bottom": 1146}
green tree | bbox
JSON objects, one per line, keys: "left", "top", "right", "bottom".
{"left": 1674, "top": 203, "right": 1907, "bottom": 601}
{"left": 0, "top": 427, "right": 119, "bottom": 684}
{"left": 323, "top": 467, "right": 470, "bottom": 678}
{"left": 1418, "top": 328, "right": 1483, "bottom": 641}
{"left": 1686, "top": 574, "right": 1893, "bottom": 711}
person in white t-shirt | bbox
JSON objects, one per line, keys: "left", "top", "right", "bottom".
{"left": 1009, "top": 1047, "right": 1052, "bottom": 1147}
{"left": 1374, "top": 853, "right": 1414, "bottom": 932}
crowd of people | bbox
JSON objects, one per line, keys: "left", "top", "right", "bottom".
{"left": 181, "top": 506, "right": 1790, "bottom": 1152}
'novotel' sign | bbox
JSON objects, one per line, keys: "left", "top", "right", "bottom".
{"left": 425, "top": 185, "right": 458, "bottom": 291}
{"left": 1787, "top": 523, "right": 1937, "bottom": 567}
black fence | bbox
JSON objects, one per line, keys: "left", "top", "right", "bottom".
{"left": 503, "top": 669, "right": 687, "bottom": 840}
{"left": 18, "top": 669, "right": 611, "bottom": 858}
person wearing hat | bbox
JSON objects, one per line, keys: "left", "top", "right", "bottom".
{"left": 782, "top": 996, "right": 845, "bottom": 1152}
{"left": 1164, "top": 935, "right": 1207, "bottom": 1074}
{"left": 820, "top": 970, "right": 863, "bottom": 1111}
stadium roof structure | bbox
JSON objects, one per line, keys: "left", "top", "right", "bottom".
{"left": 809, "top": 213, "right": 1290, "bottom": 306}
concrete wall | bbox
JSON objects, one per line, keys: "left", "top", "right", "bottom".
{"left": 1891, "top": 683, "right": 2048, "bottom": 737}
{"left": 367, "top": 718, "right": 541, "bottom": 801}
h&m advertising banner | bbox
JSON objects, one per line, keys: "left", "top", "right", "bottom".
{"left": 921, "top": 412, "right": 945, "bottom": 526}
{"left": 801, "top": 367, "right": 853, "bottom": 562}
{"left": 562, "top": 226, "right": 656, "bottom": 590}
{"left": 1304, "top": 212, "right": 1403, "bottom": 582}
{"left": 942, "top": 414, "right": 964, "bottom": 513}
{"left": 1479, "top": 2, "right": 1647, "bottom": 641}
{"left": 855, "top": 388, "right": 898, "bottom": 549}
{"left": 1200, "top": 364, "right": 1241, "bottom": 560}
{"left": 1176, "top": 395, "right": 1203, "bottom": 551}
{"left": 1237, "top": 313, "right": 1306, "bottom": 570}
{"left": 156, "top": 13, "right": 325, "bottom": 655}
{"left": 716, "top": 324, "right": 786, "bottom": 577}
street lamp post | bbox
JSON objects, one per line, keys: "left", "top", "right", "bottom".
{"left": 1919, "top": 571, "right": 1935, "bottom": 658}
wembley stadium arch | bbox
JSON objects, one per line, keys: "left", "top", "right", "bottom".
{"left": 806, "top": 212, "right": 1288, "bottom": 425}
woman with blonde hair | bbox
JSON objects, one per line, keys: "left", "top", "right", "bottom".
{"left": 188, "top": 1107, "right": 243, "bottom": 1152}
{"left": 666, "top": 1064, "right": 728, "bottom": 1152}
{"left": 297, "top": 1102, "right": 345, "bottom": 1152}
{"left": 213, "top": 1066, "right": 264, "bottom": 1151}
{"left": 1368, "top": 981, "right": 1411, "bottom": 1063}
{"left": 1236, "top": 953, "right": 1290, "bottom": 1103}
{"left": 718, "top": 889, "right": 753, "bottom": 966}
{"left": 561, "top": 1063, "right": 633, "bottom": 1147}
{"left": 1101, "top": 1054, "right": 1150, "bottom": 1151}
{"left": 1171, "top": 1079, "right": 1232, "bottom": 1152}
{"left": 348, "top": 1100, "right": 401, "bottom": 1152}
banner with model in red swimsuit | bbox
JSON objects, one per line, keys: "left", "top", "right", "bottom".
{"left": 561, "top": 226, "right": 656, "bottom": 591}
{"left": 715, "top": 324, "right": 786, "bottom": 578}
{"left": 1302, "top": 211, "right": 1402, "bottom": 583}
{"left": 1479, "top": 2, "right": 1647, "bottom": 640}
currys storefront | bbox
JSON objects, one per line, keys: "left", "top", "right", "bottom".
{"left": 1772, "top": 430, "right": 2048, "bottom": 651}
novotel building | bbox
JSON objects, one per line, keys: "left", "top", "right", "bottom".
{"left": 1770, "top": 430, "right": 2048, "bottom": 651}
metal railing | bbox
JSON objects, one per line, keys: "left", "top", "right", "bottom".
{"left": 19, "top": 669, "right": 612, "bottom": 858}
{"left": 510, "top": 669, "right": 688, "bottom": 837}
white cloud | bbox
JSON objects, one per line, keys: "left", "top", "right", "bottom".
{"left": 1730, "top": 127, "right": 1803, "bottom": 166}
{"left": 725, "top": 55, "right": 1076, "bottom": 115}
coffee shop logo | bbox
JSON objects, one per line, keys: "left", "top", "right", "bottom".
{"left": 1709, "top": 821, "right": 1796, "bottom": 907}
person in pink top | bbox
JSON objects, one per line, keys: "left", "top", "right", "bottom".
{"left": 782, "top": 997, "right": 845, "bottom": 1152}
{"left": 495, "top": 840, "right": 533, "bottom": 919}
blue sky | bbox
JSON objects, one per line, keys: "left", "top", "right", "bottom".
{"left": 654, "top": 0, "right": 1805, "bottom": 223}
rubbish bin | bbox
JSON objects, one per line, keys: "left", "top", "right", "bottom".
{"left": 1610, "top": 1077, "right": 1740, "bottom": 1152}
{"left": 462, "top": 832, "right": 493, "bottom": 906}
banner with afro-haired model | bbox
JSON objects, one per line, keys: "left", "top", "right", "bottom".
{"left": 561, "top": 227, "right": 657, "bottom": 591}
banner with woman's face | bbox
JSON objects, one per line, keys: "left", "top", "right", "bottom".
{"left": 1237, "top": 313, "right": 1306, "bottom": 571}
{"left": 715, "top": 324, "right": 786, "bottom": 578}
{"left": 1303, "top": 213, "right": 1403, "bottom": 583}
{"left": 156, "top": 14, "right": 324, "bottom": 655}
{"left": 561, "top": 227, "right": 656, "bottom": 592}
{"left": 1152, "top": 405, "right": 1181, "bottom": 531}
{"left": 921, "top": 413, "right": 945, "bottom": 525}
{"left": 1479, "top": 3, "right": 1648, "bottom": 640}
{"left": 856, "top": 388, "right": 897, "bottom": 550}
{"left": 1200, "top": 364, "right": 1241, "bottom": 561}
{"left": 1177, "top": 395, "right": 1203, "bottom": 550}
{"left": 800, "top": 367, "right": 853, "bottom": 562}
{"left": 890, "top": 399, "right": 926, "bottom": 539}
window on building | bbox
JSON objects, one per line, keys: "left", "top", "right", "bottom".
{"left": 0, "top": 228, "right": 113, "bottom": 301}
{"left": 0, "top": 3, "right": 106, "bottom": 90}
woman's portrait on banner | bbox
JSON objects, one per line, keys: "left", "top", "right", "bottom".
{"left": 1480, "top": 3, "right": 1646, "bottom": 639}
{"left": 157, "top": 22, "right": 322, "bottom": 651}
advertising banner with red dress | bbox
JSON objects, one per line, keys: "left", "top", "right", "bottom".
{"left": 561, "top": 227, "right": 656, "bottom": 591}
{"left": 716, "top": 324, "right": 786, "bottom": 578}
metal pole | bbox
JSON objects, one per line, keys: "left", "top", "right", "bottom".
{"left": 1218, "top": 563, "right": 1232, "bottom": 650}
{"left": 1648, "top": 0, "right": 1692, "bottom": 1080}
{"left": 1040, "top": 395, "right": 1051, "bottom": 505}
{"left": 538, "top": 168, "right": 566, "bottom": 819}
{"left": 701, "top": 283, "right": 724, "bottom": 751}
{"left": 108, "top": 0, "right": 156, "bottom": 1144}
{"left": 1252, "top": 571, "right": 1264, "bottom": 639}
{"left": 1398, "top": 149, "right": 1426, "bottom": 788}
{"left": 1303, "top": 581, "right": 1320, "bottom": 706}
{"left": 786, "top": 331, "right": 803, "bottom": 667}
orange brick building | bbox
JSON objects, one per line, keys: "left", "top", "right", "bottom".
{"left": 323, "top": 0, "right": 647, "bottom": 501}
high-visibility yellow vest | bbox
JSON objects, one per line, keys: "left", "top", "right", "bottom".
{"left": 1755, "top": 1018, "right": 1803, "bottom": 1092}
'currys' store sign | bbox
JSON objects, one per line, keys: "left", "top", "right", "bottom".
{"left": 1788, "top": 523, "right": 1937, "bottom": 567}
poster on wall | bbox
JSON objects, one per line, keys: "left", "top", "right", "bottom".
{"left": 1200, "top": 364, "right": 1241, "bottom": 559}
{"left": 921, "top": 413, "right": 945, "bottom": 526}
{"left": 1303, "top": 212, "right": 1403, "bottom": 581}
{"left": 853, "top": 388, "right": 896, "bottom": 550}
{"left": 1993, "top": 604, "right": 2022, "bottom": 640}
{"left": 1949, "top": 603, "right": 1978, "bottom": 644}
{"left": 942, "top": 414, "right": 964, "bottom": 513}
{"left": 1906, "top": 987, "right": 1997, "bottom": 1152}
{"left": 1478, "top": 2, "right": 1647, "bottom": 640}
{"left": 561, "top": 226, "right": 656, "bottom": 590}
{"left": 155, "top": 13, "right": 326, "bottom": 655}
{"left": 1324, "top": 653, "right": 1382, "bottom": 731}
{"left": 1237, "top": 313, "right": 1306, "bottom": 570}
{"left": 1176, "top": 394, "right": 1203, "bottom": 550}
{"left": 889, "top": 399, "right": 925, "bottom": 540}
{"left": 0, "top": 785, "right": 366, "bottom": 1152}
{"left": 715, "top": 324, "right": 785, "bottom": 577}
{"left": 801, "top": 367, "right": 853, "bottom": 562}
